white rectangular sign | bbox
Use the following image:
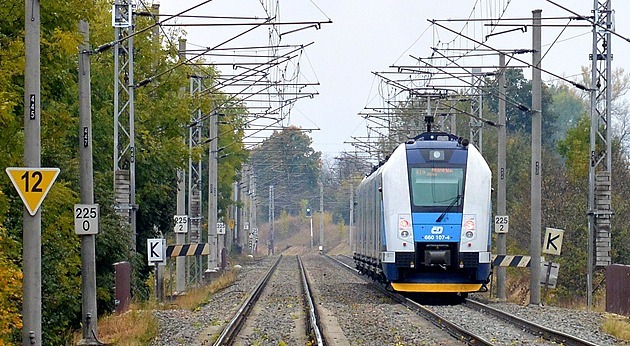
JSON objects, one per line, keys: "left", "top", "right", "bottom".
{"left": 543, "top": 227, "right": 564, "bottom": 256}
{"left": 173, "top": 215, "right": 188, "bottom": 234}
{"left": 494, "top": 215, "right": 509, "bottom": 234}
{"left": 147, "top": 238, "right": 166, "bottom": 265}
{"left": 217, "top": 222, "right": 226, "bottom": 235}
{"left": 540, "top": 261, "right": 560, "bottom": 288}
{"left": 74, "top": 204, "right": 99, "bottom": 235}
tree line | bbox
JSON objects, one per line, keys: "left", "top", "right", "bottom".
{"left": 0, "top": 1, "right": 249, "bottom": 344}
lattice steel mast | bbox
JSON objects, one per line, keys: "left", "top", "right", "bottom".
{"left": 113, "top": 0, "right": 137, "bottom": 250}
{"left": 189, "top": 76, "right": 204, "bottom": 283}
{"left": 587, "top": 0, "right": 613, "bottom": 308}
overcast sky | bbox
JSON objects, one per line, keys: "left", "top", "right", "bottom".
{"left": 156, "top": 0, "right": 630, "bottom": 158}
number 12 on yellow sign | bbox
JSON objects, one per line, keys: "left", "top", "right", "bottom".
{"left": 5, "top": 167, "right": 60, "bottom": 216}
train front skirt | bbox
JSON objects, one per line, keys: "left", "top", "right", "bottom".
{"left": 382, "top": 261, "right": 492, "bottom": 293}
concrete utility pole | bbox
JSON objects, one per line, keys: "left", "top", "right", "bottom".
{"left": 497, "top": 53, "right": 507, "bottom": 301}
{"left": 268, "top": 185, "right": 274, "bottom": 255}
{"left": 249, "top": 168, "right": 257, "bottom": 253}
{"left": 248, "top": 173, "right": 253, "bottom": 249}
{"left": 469, "top": 68, "right": 484, "bottom": 153}
{"left": 587, "top": 0, "right": 613, "bottom": 308}
{"left": 450, "top": 98, "right": 457, "bottom": 135}
{"left": 78, "top": 21, "right": 99, "bottom": 346}
{"left": 349, "top": 184, "right": 354, "bottom": 250}
{"left": 243, "top": 166, "right": 253, "bottom": 253}
{"left": 319, "top": 179, "right": 324, "bottom": 251}
{"left": 530, "top": 9, "right": 543, "bottom": 306}
{"left": 23, "top": 0, "right": 42, "bottom": 343}
{"left": 207, "top": 111, "right": 218, "bottom": 272}
{"left": 113, "top": 0, "right": 137, "bottom": 251}
{"left": 232, "top": 181, "right": 239, "bottom": 251}
{"left": 176, "top": 39, "right": 187, "bottom": 293}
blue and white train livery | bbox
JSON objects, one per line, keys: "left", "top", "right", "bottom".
{"left": 353, "top": 130, "right": 492, "bottom": 293}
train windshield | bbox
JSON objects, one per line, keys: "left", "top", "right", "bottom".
{"left": 409, "top": 167, "right": 464, "bottom": 207}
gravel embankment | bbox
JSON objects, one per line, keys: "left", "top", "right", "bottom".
{"left": 151, "top": 256, "right": 276, "bottom": 345}
{"left": 151, "top": 254, "right": 623, "bottom": 346}
{"left": 300, "top": 253, "right": 463, "bottom": 346}
{"left": 334, "top": 254, "right": 623, "bottom": 345}
{"left": 236, "top": 255, "right": 308, "bottom": 345}
{"left": 477, "top": 298, "right": 620, "bottom": 345}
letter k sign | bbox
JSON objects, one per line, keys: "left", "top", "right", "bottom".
{"left": 543, "top": 228, "right": 564, "bottom": 256}
{"left": 147, "top": 238, "right": 165, "bottom": 264}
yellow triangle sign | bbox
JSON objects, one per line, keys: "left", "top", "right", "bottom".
{"left": 5, "top": 167, "right": 60, "bottom": 216}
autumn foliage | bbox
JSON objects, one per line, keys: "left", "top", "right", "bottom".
{"left": 0, "top": 227, "right": 22, "bottom": 345}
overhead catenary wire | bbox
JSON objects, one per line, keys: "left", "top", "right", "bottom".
{"left": 546, "top": 0, "right": 630, "bottom": 44}
{"left": 135, "top": 18, "right": 275, "bottom": 88}
{"left": 429, "top": 19, "right": 590, "bottom": 92}
{"left": 92, "top": 0, "right": 216, "bottom": 54}
{"left": 417, "top": 49, "right": 533, "bottom": 114}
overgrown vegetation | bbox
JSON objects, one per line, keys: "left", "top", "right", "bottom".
{"left": 0, "top": 0, "right": 248, "bottom": 344}
{"left": 603, "top": 315, "right": 630, "bottom": 342}
{"left": 77, "top": 265, "right": 238, "bottom": 345}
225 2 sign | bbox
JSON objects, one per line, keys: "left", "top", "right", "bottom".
{"left": 494, "top": 215, "right": 509, "bottom": 234}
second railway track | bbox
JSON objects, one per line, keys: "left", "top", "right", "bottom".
{"left": 331, "top": 254, "right": 615, "bottom": 346}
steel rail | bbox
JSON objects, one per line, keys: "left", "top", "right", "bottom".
{"left": 464, "top": 299, "right": 600, "bottom": 346}
{"left": 325, "top": 255, "right": 492, "bottom": 346}
{"left": 213, "top": 255, "right": 282, "bottom": 345}
{"left": 297, "top": 256, "right": 325, "bottom": 346}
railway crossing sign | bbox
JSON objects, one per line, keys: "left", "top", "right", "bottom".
{"left": 494, "top": 215, "right": 509, "bottom": 233}
{"left": 147, "top": 238, "right": 166, "bottom": 265}
{"left": 74, "top": 204, "right": 99, "bottom": 235}
{"left": 173, "top": 215, "right": 188, "bottom": 234}
{"left": 543, "top": 228, "right": 564, "bottom": 256}
{"left": 6, "top": 167, "right": 60, "bottom": 216}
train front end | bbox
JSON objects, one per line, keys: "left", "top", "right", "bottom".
{"left": 381, "top": 132, "right": 492, "bottom": 293}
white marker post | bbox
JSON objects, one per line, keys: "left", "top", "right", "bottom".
{"left": 541, "top": 227, "right": 564, "bottom": 303}
{"left": 147, "top": 238, "right": 166, "bottom": 301}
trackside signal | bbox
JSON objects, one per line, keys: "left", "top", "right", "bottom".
{"left": 6, "top": 167, "right": 60, "bottom": 216}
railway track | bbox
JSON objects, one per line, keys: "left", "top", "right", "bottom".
{"left": 462, "top": 299, "right": 599, "bottom": 346}
{"left": 329, "top": 254, "right": 600, "bottom": 346}
{"left": 213, "top": 255, "right": 325, "bottom": 345}
{"left": 328, "top": 254, "right": 491, "bottom": 345}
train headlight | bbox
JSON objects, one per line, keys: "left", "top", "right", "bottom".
{"left": 430, "top": 150, "right": 444, "bottom": 161}
{"left": 463, "top": 215, "right": 476, "bottom": 239}
{"left": 464, "top": 219, "right": 475, "bottom": 230}
{"left": 398, "top": 214, "right": 412, "bottom": 239}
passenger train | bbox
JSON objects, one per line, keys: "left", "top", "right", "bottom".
{"left": 353, "top": 122, "right": 492, "bottom": 294}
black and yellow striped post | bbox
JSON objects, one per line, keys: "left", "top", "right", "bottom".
{"left": 166, "top": 243, "right": 210, "bottom": 258}
{"left": 491, "top": 255, "right": 532, "bottom": 268}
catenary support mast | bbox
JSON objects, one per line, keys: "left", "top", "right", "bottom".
{"left": 113, "top": 0, "right": 137, "bottom": 250}
{"left": 587, "top": 0, "right": 613, "bottom": 308}
{"left": 530, "top": 9, "right": 542, "bottom": 306}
